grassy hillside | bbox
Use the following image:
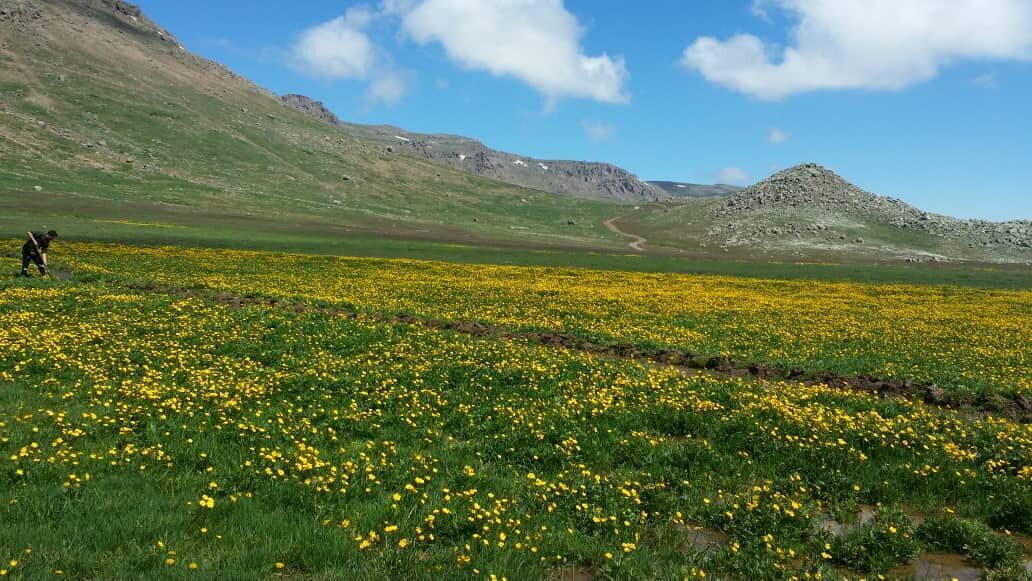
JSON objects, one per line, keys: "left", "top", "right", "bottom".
{"left": 0, "top": 0, "right": 626, "bottom": 250}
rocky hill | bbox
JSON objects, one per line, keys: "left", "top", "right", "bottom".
{"left": 705, "top": 164, "right": 1030, "bottom": 261}
{"left": 281, "top": 94, "right": 668, "bottom": 204}
{"left": 650, "top": 181, "right": 741, "bottom": 198}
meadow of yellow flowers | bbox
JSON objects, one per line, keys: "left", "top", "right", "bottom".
{"left": 0, "top": 243, "right": 1029, "bottom": 579}
{"left": 69, "top": 243, "right": 1030, "bottom": 397}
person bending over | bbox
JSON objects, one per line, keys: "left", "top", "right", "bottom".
{"left": 21, "top": 229, "right": 58, "bottom": 277}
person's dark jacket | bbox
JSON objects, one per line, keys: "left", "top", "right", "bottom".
{"left": 23, "top": 232, "right": 52, "bottom": 255}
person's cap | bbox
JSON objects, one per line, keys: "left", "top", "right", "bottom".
{"left": 47, "top": 230, "right": 58, "bottom": 238}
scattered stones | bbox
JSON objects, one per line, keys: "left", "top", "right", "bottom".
{"left": 0, "top": 2, "right": 43, "bottom": 24}
{"left": 33, "top": 185, "right": 42, "bottom": 191}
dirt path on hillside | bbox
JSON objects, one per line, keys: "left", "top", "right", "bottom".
{"left": 604, "top": 215, "right": 647, "bottom": 251}
{"left": 122, "top": 282, "right": 1032, "bottom": 422}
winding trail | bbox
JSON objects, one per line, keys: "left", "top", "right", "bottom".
{"left": 604, "top": 215, "right": 647, "bottom": 251}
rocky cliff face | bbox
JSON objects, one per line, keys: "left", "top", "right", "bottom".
{"left": 281, "top": 94, "right": 343, "bottom": 127}
{"left": 281, "top": 94, "right": 666, "bottom": 204}
{"left": 705, "top": 164, "right": 1030, "bottom": 258}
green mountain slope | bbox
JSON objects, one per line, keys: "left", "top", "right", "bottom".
{"left": 0, "top": 0, "right": 627, "bottom": 250}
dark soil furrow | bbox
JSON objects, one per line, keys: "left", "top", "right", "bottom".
{"left": 123, "top": 282, "right": 1031, "bottom": 422}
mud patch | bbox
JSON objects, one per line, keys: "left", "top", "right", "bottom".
{"left": 680, "top": 525, "right": 726, "bottom": 555}
{"left": 888, "top": 553, "right": 982, "bottom": 581}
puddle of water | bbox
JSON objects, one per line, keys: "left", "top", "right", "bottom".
{"left": 889, "top": 553, "right": 982, "bottom": 581}
{"left": 816, "top": 505, "right": 877, "bottom": 536}
{"left": 1005, "top": 532, "right": 1032, "bottom": 573}
{"left": 816, "top": 506, "right": 927, "bottom": 538}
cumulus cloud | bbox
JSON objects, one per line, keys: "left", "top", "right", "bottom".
{"left": 768, "top": 127, "right": 789, "bottom": 145}
{"left": 717, "top": 167, "right": 752, "bottom": 185}
{"left": 291, "top": 6, "right": 409, "bottom": 107}
{"left": 386, "top": 0, "right": 629, "bottom": 104}
{"left": 291, "top": 7, "right": 376, "bottom": 80}
{"left": 682, "top": 0, "right": 1032, "bottom": 100}
{"left": 582, "top": 120, "right": 616, "bottom": 143}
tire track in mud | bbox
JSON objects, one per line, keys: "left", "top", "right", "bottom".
{"left": 124, "top": 282, "right": 1031, "bottom": 422}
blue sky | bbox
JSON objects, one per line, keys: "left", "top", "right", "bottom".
{"left": 135, "top": 0, "right": 1032, "bottom": 220}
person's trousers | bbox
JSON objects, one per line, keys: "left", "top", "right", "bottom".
{"left": 21, "top": 249, "right": 45, "bottom": 275}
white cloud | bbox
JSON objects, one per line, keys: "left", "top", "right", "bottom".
{"left": 717, "top": 167, "right": 752, "bottom": 185}
{"left": 366, "top": 74, "right": 408, "bottom": 106}
{"left": 291, "top": 6, "right": 410, "bottom": 108}
{"left": 682, "top": 0, "right": 1032, "bottom": 100}
{"left": 290, "top": 7, "right": 376, "bottom": 80}
{"left": 386, "top": 0, "right": 629, "bottom": 104}
{"left": 582, "top": 120, "right": 616, "bottom": 142}
{"left": 768, "top": 127, "right": 789, "bottom": 145}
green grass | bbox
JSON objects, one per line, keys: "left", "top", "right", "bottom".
{"left": 1, "top": 276, "right": 1030, "bottom": 580}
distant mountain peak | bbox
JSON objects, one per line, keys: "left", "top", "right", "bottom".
{"left": 649, "top": 181, "right": 742, "bottom": 198}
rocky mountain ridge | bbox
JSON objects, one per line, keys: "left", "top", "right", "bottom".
{"left": 281, "top": 94, "right": 667, "bottom": 204}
